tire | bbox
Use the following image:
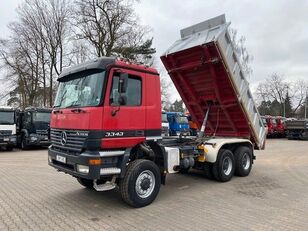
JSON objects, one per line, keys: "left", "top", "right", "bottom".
{"left": 234, "top": 146, "right": 253, "bottom": 177}
{"left": 119, "top": 159, "right": 161, "bottom": 208}
{"left": 6, "top": 146, "right": 13, "bottom": 151}
{"left": 212, "top": 149, "right": 235, "bottom": 182}
{"left": 77, "top": 178, "right": 94, "bottom": 189}
{"left": 21, "top": 137, "right": 29, "bottom": 150}
{"left": 203, "top": 162, "right": 214, "bottom": 180}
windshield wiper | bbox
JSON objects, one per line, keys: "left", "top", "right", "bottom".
{"left": 0, "top": 121, "right": 13, "bottom": 124}
{"left": 65, "top": 102, "right": 81, "bottom": 108}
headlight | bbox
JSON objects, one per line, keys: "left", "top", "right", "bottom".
{"left": 48, "top": 155, "right": 52, "bottom": 163}
{"left": 77, "top": 165, "right": 89, "bottom": 174}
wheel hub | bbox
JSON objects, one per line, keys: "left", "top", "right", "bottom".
{"left": 140, "top": 178, "right": 151, "bottom": 190}
{"left": 222, "top": 156, "right": 232, "bottom": 175}
{"left": 242, "top": 153, "right": 250, "bottom": 170}
{"left": 135, "top": 170, "right": 155, "bottom": 199}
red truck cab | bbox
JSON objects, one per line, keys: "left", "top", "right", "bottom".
{"left": 274, "top": 117, "right": 286, "bottom": 137}
{"left": 262, "top": 116, "right": 276, "bottom": 138}
{"left": 48, "top": 58, "right": 162, "bottom": 206}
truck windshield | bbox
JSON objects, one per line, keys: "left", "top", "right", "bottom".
{"left": 32, "top": 112, "right": 51, "bottom": 123}
{"left": 0, "top": 111, "right": 15, "bottom": 124}
{"left": 54, "top": 70, "right": 106, "bottom": 108}
{"left": 262, "top": 118, "right": 267, "bottom": 126}
{"left": 162, "top": 113, "right": 168, "bottom": 123}
{"left": 177, "top": 116, "right": 188, "bottom": 124}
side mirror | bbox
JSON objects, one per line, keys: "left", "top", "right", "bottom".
{"left": 118, "top": 95, "right": 127, "bottom": 106}
{"left": 118, "top": 73, "right": 128, "bottom": 94}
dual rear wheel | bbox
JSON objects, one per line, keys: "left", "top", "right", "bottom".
{"left": 204, "top": 146, "right": 253, "bottom": 182}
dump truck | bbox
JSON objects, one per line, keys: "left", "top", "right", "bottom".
{"left": 285, "top": 119, "right": 308, "bottom": 140}
{"left": 48, "top": 14, "right": 266, "bottom": 207}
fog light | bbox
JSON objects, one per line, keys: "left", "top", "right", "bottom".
{"left": 30, "top": 136, "right": 38, "bottom": 141}
{"left": 48, "top": 155, "right": 52, "bottom": 163}
{"left": 77, "top": 165, "right": 89, "bottom": 174}
{"left": 100, "top": 167, "right": 121, "bottom": 175}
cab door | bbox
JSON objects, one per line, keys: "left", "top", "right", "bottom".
{"left": 102, "top": 68, "right": 146, "bottom": 148}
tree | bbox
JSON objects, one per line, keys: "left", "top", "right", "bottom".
{"left": 167, "top": 100, "right": 185, "bottom": 113}
{"left": 257, "top": 100, "right": 271, "bottom": 115}
{"left": 0, "top": 0, "right": 72, "bottom": 108}
{"left": 74, "top": 0, "right": 155, "bottom": 63}
{"left": 256, "top": 74, "right": 308, "bottom": 116}
{"left": 284, "top": 91, "right": 293, "bottom": 117}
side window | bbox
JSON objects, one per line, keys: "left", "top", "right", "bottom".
{"left": 109, "top": 73, "right": 142, "bottom": 106}
{"left": 26, "top": 112, "right": 31, "bottom": 123}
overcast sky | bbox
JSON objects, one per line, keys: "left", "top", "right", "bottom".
{"left": 1, "top": 0, "right": 308, "bottom": 102}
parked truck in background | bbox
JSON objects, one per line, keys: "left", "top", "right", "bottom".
{"left": 262, "top": 116, "right": 276, "bottom": 137}
{"left": 161, "top": 111, "right": 169, "bottom": 136}
{"left": 0, "top": 106, "right": 18, "bottom": 151}
{"left": 274, "top": 117, "right": 286, "bottom": 138}
{"left": 285, "top": 119, "right": 308, "bottom": 140}
{"left": 18, "top": 107, "right": 52, "bottom": 149}
{"left": 166, "top": 112, "right": 189, "bottom": 136}
{"left": 48, "top": 15, "right": 266, "bottom": 207}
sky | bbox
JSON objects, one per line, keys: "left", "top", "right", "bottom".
{"left": 1, "top": 0, "right": 308, "bottom": 102}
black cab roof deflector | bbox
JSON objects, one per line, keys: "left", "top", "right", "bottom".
{"left": 57, "top": 57, "right": 116, "bottom": 81}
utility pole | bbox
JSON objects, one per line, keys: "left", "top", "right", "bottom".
{"left": 305, "top": 87, "right": 308, "bottom": 120}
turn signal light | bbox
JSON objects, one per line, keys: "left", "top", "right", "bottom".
{"left": 89, "top": 159, "right": 102, "bottom": 165}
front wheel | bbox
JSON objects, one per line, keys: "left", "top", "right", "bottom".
{"left": 21, "top": 137, "right": 29, "bottom": 150}
{"left": 6, "top": 146, "right": 13, "bottom": 151}
{"left": 212, "top": 149, "right": 235, "bottom": 182}
{"left": 119, "top": 159, "right": 161, "bottom": 208}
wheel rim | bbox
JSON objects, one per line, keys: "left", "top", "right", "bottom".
{"left": 222, "top": 156, "right": 233, "bottom": 175}
{"left": 242, "top": 153, "right": 250, "bottom": 170}
{"left": 135, "top": 170, "right": 155, "bottom": 199}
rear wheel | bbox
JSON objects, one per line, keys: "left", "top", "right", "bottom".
{"left": 212, "top": 149, "right": 235, "bottom": 182}
{"left": 234, "top": 146, "right": 253, "bottom": 177}
{"left": 119, "top": 159, "right": 161, "bottom": 208}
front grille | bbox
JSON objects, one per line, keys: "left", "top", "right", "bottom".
{"left": 0, "top": 130, "right": 12, "bottom": 137}
{"left": 50, "top": 129, "right": 89, "bottom": 155}
{"left": 36, "top": 129, "right": 48, "bottom": 136}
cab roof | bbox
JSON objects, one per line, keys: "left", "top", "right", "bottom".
{"left": 58, "top": 57, "right": 158, "bottom": 80}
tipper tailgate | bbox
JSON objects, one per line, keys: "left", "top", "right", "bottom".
{"left": 160, "top": 14, "right": 266, "bottom": 149}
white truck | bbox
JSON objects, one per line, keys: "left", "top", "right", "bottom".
{"left": 0, "top": 106, "right": 18, "bottom": 151}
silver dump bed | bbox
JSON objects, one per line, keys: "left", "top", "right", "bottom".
{"left": 161, "top": 14, "right": 266, "bottom": 149}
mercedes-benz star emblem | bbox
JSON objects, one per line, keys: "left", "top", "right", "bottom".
{"left": 61, "top": 131, "right": 67, "bottom": 146}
